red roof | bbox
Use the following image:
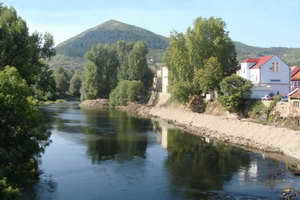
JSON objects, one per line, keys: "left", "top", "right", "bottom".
{"left": 289, "top": 88, "right": 300, "bottom": 99}
{"left": 241, "top": 56, "right": 273, "bottom": 69}
{"left": 291, "top": 66, "right": 300, "bottom": 78}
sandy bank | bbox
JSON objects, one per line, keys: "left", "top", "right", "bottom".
{"left": 79, "top": 99, "right": 109, "bottom": 108}
{"left": 146, "top": 105, "right": 300, "bottom": 161}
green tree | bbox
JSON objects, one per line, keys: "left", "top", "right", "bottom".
{"left": 166, "top": 17, "right": 237, "bottom": 103}
{"left": 81, "top": 44, "right": 119, "bottom": 100}
{"left": 115, "top": 41, "right": 134, "bottom": 81}
{"left": 219, "top": 74, "right": 253, "bottom": 112}
{"left": 32, "top": 64, "right": 56, "bottom": 101}
{"left": 109, "top": 80, "right": 144, "bottom": 106}
{"left": 194, "top": 57, "right": 223, "bottom": 93}
{"left": 115, "top": 41, "right": 152, "bottom": 89}
{"left": 68, "top": 70, "right": 82, "bottom": 97}
{"left": 170, "top": 81, "right": 192, "bottom": 104}
{"left": 0, "top": 66, "right": 50, "bottom": 198}
{"left": 128, "top": 41, "right": 148, "bottom": 81}
{"left": 186, "top": 17, "right": 237, "bottom": 76}
{"left": 0, "top": 5, "right": 56, "bottom": 99}
{"left": 166, "top": 33, "right": 192, "bottom": 84}
{"left": 54, "top": 67, "right": 69, "bottom": 97}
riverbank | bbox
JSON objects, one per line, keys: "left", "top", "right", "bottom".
{"left": 80, "top": 97, "right": 300, "bottom": 162}
{"left": 118, "top": 102, "right": 300, "bottom": 163}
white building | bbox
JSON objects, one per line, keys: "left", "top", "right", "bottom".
{"left": 161, "top": 66, "right": 169, "bottom": 93}
{"left": 237, "top": 55, "right": 290, "bottom": 99}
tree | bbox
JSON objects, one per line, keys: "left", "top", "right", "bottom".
{"left": 166, "top": 33, "right": 192, "bottom": 84}
{"left": 115, "top": 41, "right": 133, "bottom": 81}
{"left": 109, "top": 80, "right": 144, "bottom": 106}
{"left": 219, "top": 74, "right": 253, "bottom": 112}
{"left": 0, "top": 5, "right": 56, "bottom": 99}
{"left": 115, "top": 41, "right": 152, "bottom": 89}
{"left": 194, "top": 57, "right": 223, "bottom": 93}
{"left": 81, "top": 44, "right": 119, "bottom": 100}
{"left": 53, "top": 67, "right": 69, "bottom": 97}
{"left": 68, "top": 70, "right": 82, "bottom": 97}
{"left": 128, "top": 41, "right": 148, "bottom": 81}
{"left": 186, "top": 17, "right": 237, "bottom": 76}
{"left": 166, "top": 17, "right": 238, "bottom": 103}
{"left": 0, "top": 66, "right": 50, "bottom": 198}
{"left": 170, "top": 81, "right": 192, "bottom": 103}
{"left": 32, "top": 63, "right": 56, "bottom": 101}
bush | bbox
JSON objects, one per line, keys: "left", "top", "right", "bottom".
{"left": 109, "top": 80, "right": 144, "bottom": 106}
{"left": 170, "top": 81, "right": 192, "bottom": 103}
{"left": 247, "top": 101, "right": 268, "bottom": 119}
{"left": 219, "top": 74, "right": 253, "bottom": 112}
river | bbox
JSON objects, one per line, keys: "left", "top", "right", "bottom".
{"left": 22, "top": 102, "right": 300, "bottom": 200}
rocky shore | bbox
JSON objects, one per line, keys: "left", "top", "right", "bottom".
{"left": 80, "top": 98, "right": 300, "bottom": 163}
{"left": 119, "top": 102, "right": 300, "bottom": 163}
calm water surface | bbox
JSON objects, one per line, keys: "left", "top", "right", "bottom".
{"left": 23, "top": 102, "right": 300, "bottom": 200}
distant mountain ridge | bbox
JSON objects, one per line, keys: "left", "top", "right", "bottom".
{"left": 51, "top": 20, "right": 300, "bottom": 70}
{"left": 234, "top": 42, "right": 300, "bottom": 66}
{"left": 56, "top": 19, "right": 169, "bottom": 58}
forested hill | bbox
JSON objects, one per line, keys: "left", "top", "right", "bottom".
{"left": 50, "top": 20, "right": 300, "bottom": 70}
{"left": 235, "top": 42, "right": 300, "bottom": 66}
{"left": 55, "top": 19, "right": 169, "bottom": 57}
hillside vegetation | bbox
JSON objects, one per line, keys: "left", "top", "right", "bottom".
{"left": 56, "top": 19, "right": 168, "bottom": 57}
{"left": 50, "top": 20, "right": 300, "bottom": 70}
{"left": 235, "top": 42, "right": 300, "bottom": 66}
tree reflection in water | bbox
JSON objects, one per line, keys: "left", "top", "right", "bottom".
{"left": 164, "top": 128, "right": 252, "bottom": 199}
{"left": 83, "top": 109, "right": 151, "bottom": 163}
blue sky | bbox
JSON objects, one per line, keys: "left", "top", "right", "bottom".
{"left": 2, "top": 0, "right": 300, "bottom": 47}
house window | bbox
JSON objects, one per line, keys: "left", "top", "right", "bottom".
{"left": 271, "top": 62, "right": 279, "bottom": 72}
{"left": 293, "top": 101, "right": 300, "bottom": 108}
{"left": 276, "top": 62, "right": 279, "bottom": 72}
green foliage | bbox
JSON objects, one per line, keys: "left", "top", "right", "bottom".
{"left": 186, "top": 17, "right": 238, "bottom": 76}
{"left": 166, "top": 33, "right": 192, "bottom": 83}
{"left": 235, "top": 41, "right": 300, "bottom": 66}
{"left": 115, "top": 41, "right": 152, "bottom": 87}
{"left": 0, "top": 5, "right": 56, "bottom": 100}
{"left": 166, "top": 17, "right": 237, "bottom": 102}
{"left": 0, "top": 66, "right": 51, "bottom": 199}
{"left": 246, "top": 101, "right": 268, "bottom": 119}
{"left": 0, "top": 178, "right": 20, "bottom": 200}
{"left": 32, "top": 64, "right": 56, "bottom": 101}
{"left": 219, "top": 74, "right": 253, "bottom": 112}
{"left": 109, "top": 80, "right": 144, "bottom": 106}
{"left": 68, "top": 70, "right": 82, "bottom": 97}
{"left": 170, "top": 81, "right": 192, "bottom": 104}
{"left": 194, "top": 57, "right": 223, "bottom": 93}
{"left": 128, "top": 41, "right": 149, "bottom": 81}
{"left": 81, "top": 44, "right": 119, "bottom": 100}
{"left": 53, "top": 67, "right": 70, "bottom": 98}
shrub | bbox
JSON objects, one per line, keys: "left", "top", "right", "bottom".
{"left": 247, "top": 101, "right": 268, "bottom": 119}
{"left": 219, "top": 74, "right": 253, "bottom": 112}
{"left": 109, "top": 80, "right": 144, "bottom": 106}
{"left": 170, "top": 81, "right": 192, "bottom": 103}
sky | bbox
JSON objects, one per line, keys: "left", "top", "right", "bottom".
{"left": 1, "top": 0, "right": 300, "bottom": 47}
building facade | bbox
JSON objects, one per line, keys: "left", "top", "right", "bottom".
{"left": 290, "top": 66, "right": 300, "bottom": 91}
{"left": 237, "top": 55, "right": 290, "bottom": 99}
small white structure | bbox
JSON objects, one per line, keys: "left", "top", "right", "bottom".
{"left": 162, "top": 66, "right": 169, "bottom": 93}
{"left": 237, "top": 55, "right": 290, "bottom": 99}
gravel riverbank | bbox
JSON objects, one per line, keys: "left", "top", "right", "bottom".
{"left": 121, "top": 103, "right": 300, "bottom": 163}
{"left": 80, "top": 98, "right": 300, "bottom": 162}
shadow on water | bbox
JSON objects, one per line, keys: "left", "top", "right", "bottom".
{"left": 22, "top": 102, "right": 300, "bottom": 200}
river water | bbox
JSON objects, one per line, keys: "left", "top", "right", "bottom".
{"left": 22, "top": 102, "right": 300, "bottom": 200}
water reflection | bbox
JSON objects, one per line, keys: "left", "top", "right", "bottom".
{"left": 161, "top": 128, "right": 252, "bottom": 199}
{"left": 23, "top": 103, "right": 300, "bottom": 200}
